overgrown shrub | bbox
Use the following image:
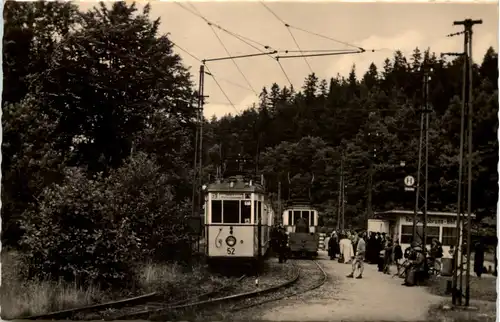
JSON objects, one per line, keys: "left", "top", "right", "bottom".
{"left": 20, "top": 152, "right": 193, "bottom": 287}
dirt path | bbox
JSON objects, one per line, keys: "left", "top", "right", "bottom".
{"left": 241, "top": 252, "right": 444, "bottom": 321}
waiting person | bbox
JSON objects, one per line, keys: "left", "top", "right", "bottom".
{"left": 366, "top": 232, "right": 376, "bottom": 263}
{"left": 347, "top": 230, "right": 367, "bottom": 279}
{"left": 430, "top": 239, "right": 443, "bottom": 275}
{"left": 402, "top": 244, "right": 426, "bottom": 286}
{"left": 383, "top": 236, "right": 394, "bottom": 274}
{"left": 448, "top": 245, "right": 455, "bottom": 258}
{"left": 277, "top": 225, "right": 289, "bottom": 263}
{"left": 474, "top": 239, "right": 485, "bottom": 278}
{"left": 328, "top": 231, "right": 339, "bottom": 260}
{"left": 339, "top": 233, "right": 354, "bottom": 264}
{"left": 351, "top": 231, "right": 359, "bottom": 256}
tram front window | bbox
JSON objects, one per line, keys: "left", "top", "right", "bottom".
{"left": 211, "top": 200, "right": 222, "bottom": 223}
{"left": 223, "top": 200, "right": 239, "bottom": 223}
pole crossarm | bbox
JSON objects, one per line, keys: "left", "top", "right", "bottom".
{"left": 203, "top": 51, "right": 278, "bottom": 63}
{"left": 275, "top": 49, "right": 364, "bottom": 59}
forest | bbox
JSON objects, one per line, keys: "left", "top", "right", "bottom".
{"left": 2, "top": 1, "right": 498, "bottom": 289}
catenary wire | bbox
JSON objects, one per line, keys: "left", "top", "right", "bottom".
{"left": 168, "top": 38, "right": 239, "bottom": 113}
{"left": 180, "top": 2, "right": 258, "bottom": 96}
{"left": 177, "top": 1, "right": 293, "bottom": 90}
{"left": 260, "top": 2, "right": 313, "bottom": 74}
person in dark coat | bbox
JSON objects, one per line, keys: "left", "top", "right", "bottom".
{"left": 328, "top": 232, "right": 339, "bottom": 260}
{"left": 474, "top": 239, "right": 485, "bottom": 278}
{"left": 277, "top": 225, "right": 289, "bottom": 263}
{"left": 366, "top": 232, "right": 375, "bottom": 263}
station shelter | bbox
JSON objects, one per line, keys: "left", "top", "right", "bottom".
{"left": 372, "top": 209, "right": 475, "bottom": 255}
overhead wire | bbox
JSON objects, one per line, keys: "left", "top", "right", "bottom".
{"left": 168, "top": 37, "right": 239, "bottom": 113}
{"left": 260, "top": 2, "right": 313, "bottom": 74}
{"left": 180, "top": 2, "right": 258, "bottom": 97}
{"left": 204, "top": 66, "right": 238, "bottom": 113}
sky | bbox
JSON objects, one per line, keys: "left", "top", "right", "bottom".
{"left": 77, "top": 1, "right": 498, "bottom": 119}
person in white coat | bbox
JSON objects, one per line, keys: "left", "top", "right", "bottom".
{"left": 339, "top": 233, "right": 354, "bottom": 264}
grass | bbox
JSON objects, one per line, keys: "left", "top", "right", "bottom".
{"left": 1, "top": 251, "right": 106, "bottom": 319}
{"left": 1, "top": 250, "right": 227, "bottom": 320}
{"left": 426, "top": 274, "right": 497, "bottom": 322}
{"left": 428, "top": 300, "right": 497, "bottom": 322}
{"left": 426, "top": 274, "right": 497, "bottom": 302}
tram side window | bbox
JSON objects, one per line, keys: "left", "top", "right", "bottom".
{"left": 288, "top": 211, "right": 293, "bottom": 226}
{"left": 211, "top": 200, "right": 222, "bottom": 223}
{"left": 240, "top": 200, "right": 251, "bottom": 223}
{"left": 301, "top": 211, "right": 310, "bottom": 226}
{"left": 254, "top": 201, "right": 262, "bottom": 223}
{"left": 223, "top": 200, "right": 239, "bottom": 223}
{"left": 442, "top": 227, "right": 457, "bottom": 246}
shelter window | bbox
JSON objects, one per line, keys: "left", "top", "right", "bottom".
{"left": 241, "top": 200, "right": 251, "bottom": 223}
{"left": 211, "top": 200, "right": 222, "bottom": 223}
{"left": 400, "top": 225, "right": 413, "bottom": 244}
{"left": 223, "top": 200, "right": 239, "bottom": 223}
{"left": 442, "top": 227, "right": 457, "bottom": 246}
{"left": 426, "top": 226, "right": 440, "bottom": 245}
{"left": 288, "top": 211, "right": 293, "bottom": 226}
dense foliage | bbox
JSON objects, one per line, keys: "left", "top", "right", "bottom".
{"left": 204, "top": 50, "right": 499, "bottom": 229}
{"left": 2, "top": 1, "right": 497, "bottom": 284}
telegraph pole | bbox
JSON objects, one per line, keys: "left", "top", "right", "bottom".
{"left": 192, "top": 64, "right": 208, "bottom": 218}
{"left": 278, "top": 180, "right": 282, "bottom": 224}
{"left": 443, "top": 18, "right": 482, "bottom": 307}
{"left": 338, "top": 156, "right": 343, "bottom": 230}
{"left": 412, "top": 64, "right": 432, "bottom": 250}
{"left": 341, "top": 165, "right": 345, "bottom": 231}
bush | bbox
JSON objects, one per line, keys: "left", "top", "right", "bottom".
{"left": 20, "top": 152, "right": 193, "bottom": 287}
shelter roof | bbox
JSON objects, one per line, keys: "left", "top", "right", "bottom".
{"left": 374, "top": 209, "right": 476, "bottom": 219}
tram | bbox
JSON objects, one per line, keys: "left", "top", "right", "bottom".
{"left": 204, "top": 156, "right": 274, "bottom": 269}
{"left": 282, "top": 199, "right": 320, "bottom": 258}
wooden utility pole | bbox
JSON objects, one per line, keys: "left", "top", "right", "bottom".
{"left": 338, "top": 155, "right": 344, "bottom": 230}
{"left": 444, "top": 18, "right": 482, "bottom": 307}
{"left": 192, "top": 64, "right": 208, "bottom": 218}
{"left": 412, "top": 63, "right": 432, "bottom": 248}
{"left": 278, "top": 180, "right": 282, "bottom": 224}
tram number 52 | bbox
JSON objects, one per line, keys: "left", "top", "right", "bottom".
{"left": 227, "top": 247, "right": 235, "bottom": 255}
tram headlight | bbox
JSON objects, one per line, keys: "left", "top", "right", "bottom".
{"left": 226, "top": 236, "right": 237, "bottom": 247}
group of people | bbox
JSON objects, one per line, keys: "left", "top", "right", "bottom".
{"left": 327, "top": 230, "right": 443, "bottom": 286}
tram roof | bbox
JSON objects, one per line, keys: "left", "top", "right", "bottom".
{"left": 283, "top": 199, "right": 317, "bottom": 210}
{"left": 374, "top": 209, "right": 476, "bottom": 218}
{"left": 206, "top": 180, "right": 265, "bottom": 193}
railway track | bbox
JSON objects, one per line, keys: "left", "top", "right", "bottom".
{"left": 25, "top": 258, "right": 321, "bottom": 321}
{"left": 147, "top": 261, "right": 301, "bottom": 320}
{"left": 228, "top": 259, "right": 328, "bottom": 313}
{"left": 26, "top": 275, "right": 246, "bottom": 320}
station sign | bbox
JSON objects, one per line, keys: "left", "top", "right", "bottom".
{"left": 403, "top": 216, "right": 457, "bottom": 226}
{"left": 404, "top": 175, "right": 415, "bottom": 192}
